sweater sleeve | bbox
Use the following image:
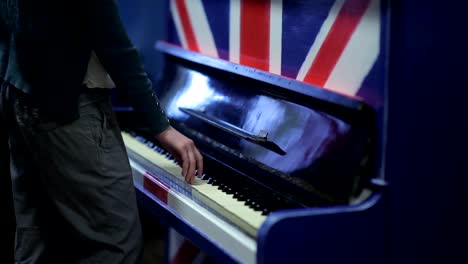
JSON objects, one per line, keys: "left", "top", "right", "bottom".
{"left": 84, "top": 0, "right": 170, "bottom": 135}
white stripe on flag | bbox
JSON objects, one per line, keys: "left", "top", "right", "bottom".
{"left": 296, "top": 0, "right": 346, "bottom": 81}
{"left": 184, "top": 0, "right": 219, "bottom": 57}
{"left": 324, "top": 0, "right": 380, "bottom": 95}
{"left": 170, "top": 0, "right": 188, "bottom": 49}
{"left": 229, "top": 0, "right": 241, "bottom": 63}
{"left": 269, "top": 0, "right": 283, "bottom": 75}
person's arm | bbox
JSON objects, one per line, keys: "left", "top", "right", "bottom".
{"left": 84, "top": 0, "right": 202, "bottom": 183}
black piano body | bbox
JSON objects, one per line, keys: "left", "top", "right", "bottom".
{"left": 116, "top": 42, "right": 386, "bottom": 264}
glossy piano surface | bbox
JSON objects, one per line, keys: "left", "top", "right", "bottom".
{"left": 153, "top": 42, "right": 376, "bottom": 205}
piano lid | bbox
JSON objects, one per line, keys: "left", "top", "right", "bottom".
{"left": 153, "top": 42, "right": 377, "bottom": 205}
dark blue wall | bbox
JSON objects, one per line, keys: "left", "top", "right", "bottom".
{"left": 386, "top": 1, "right": 468, "bottom": 263}
{"left": 116, "top": 0, "right": 168, "bottom": 82}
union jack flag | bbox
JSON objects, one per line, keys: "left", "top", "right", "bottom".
{"left": 168, "top": 0, "right": 387, "bottom": 108}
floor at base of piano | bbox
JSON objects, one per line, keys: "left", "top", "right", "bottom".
{"left": 140, "top": 210, "right": 217, "bottom": 264}
{"left": 140, "top": 210, "right": 166, "bottom": 264}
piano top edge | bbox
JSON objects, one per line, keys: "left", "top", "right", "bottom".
{"left": 155, "top": 41, "right": 373, "bottom": 114}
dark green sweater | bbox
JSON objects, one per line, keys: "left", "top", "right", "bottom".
{"left": 0, "top": 0, "right": 169, "bottom": 134}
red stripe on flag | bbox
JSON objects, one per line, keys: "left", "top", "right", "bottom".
{"left": 175, "top": 0, "right": 199, "bottom": 52}
{"left": 171, "top": 240, "right": 201, "bottom": 264}
{"left": 304, "top": 0, "right": 371, "bottom": 86}
{"left": 240, "top": 0, "right": 270, "bottom": 71}
{"left": 143, "top": 172, "right": 170, "bottom": 204}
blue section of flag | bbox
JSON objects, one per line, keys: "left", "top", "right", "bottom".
{"left": 202, "top": 0, "right": 230, "bottom": 60}
{"left": 357, "top": 53, "right": 385, "bottom": 109}
{"left": 281, "top": 0, "right": 336, "bottom": 79}
{"left": 357, "top": 1, "right": 388, "bottom": 109}
{"left": 167, "top": 10, "right": 182, "bottom": 47}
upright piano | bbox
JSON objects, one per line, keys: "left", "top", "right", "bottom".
{"left": 116, "top": 41, "right": 386, "bottom": 264}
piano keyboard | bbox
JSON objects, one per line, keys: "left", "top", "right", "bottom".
{"left": 121, "top": 132, "right": 267, "bottom": 237}
{"left": 129, "top": 158, "right": 257, "bottom": 264}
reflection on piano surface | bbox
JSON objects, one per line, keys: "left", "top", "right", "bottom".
{"left": 116, "top": 42, "right": 381, "bottom": 264}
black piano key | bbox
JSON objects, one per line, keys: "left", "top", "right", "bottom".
{"left": 245, "top": 198, "right": 254, "bottom": 207}
{"left": 248, "top": 202, "right": 258, "bottom": 211}
{"left": 254, "top": 199, "right": 265, "bottom": 208}
{"left": 207, "top": 178, "right": 220, "bottom": 186}
{"left": 247, "top": 194, "right": 266, "bottom": 210}
{"left": 238, "top": 195, "right": 247, "bottom": 201}
{"left": 233, "top": 193, "right": 246, "bottom": 201}
{"left": 232, "top": 191, "right": 240, "bottom": 198}
{"left": 253, "top": 203, "right": 263, "bottom": 211}
{"left": 219, "top": 184, "right": 228, "bottom": 192}
{"left": 261, "top": 208, "right": 271, "bottom": 215}
{"left": 225, "top": 187, "right": 234, "bottom": 194}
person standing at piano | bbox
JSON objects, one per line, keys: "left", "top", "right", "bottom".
{"left": 0, "top": 0, "right": 203, "bottom": 263}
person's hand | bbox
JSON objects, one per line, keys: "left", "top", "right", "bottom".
{"left": 155, "top": 126, "right": 203, "bottom": 184}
